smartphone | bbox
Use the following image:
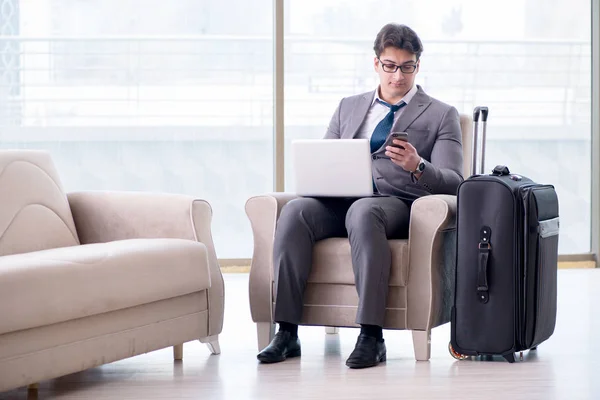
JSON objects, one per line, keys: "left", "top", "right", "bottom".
{"left": 386, "top": 132, "right": 409, "bottom": 149}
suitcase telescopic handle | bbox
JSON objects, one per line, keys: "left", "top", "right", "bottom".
{"left": 473, "top": 106, "right": 489, "bottom": 123}
{"left": 472, "top": 106, "right": 489, "bottom": 175}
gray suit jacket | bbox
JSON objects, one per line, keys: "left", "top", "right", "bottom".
{"left": 324, "top": 85, "right": 463, "bottom": 201}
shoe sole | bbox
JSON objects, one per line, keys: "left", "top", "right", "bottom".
{"left": 257, "top": 349, "right": 301, "bottom": 364}
{"left": 345, "top": 353, "right": 386, "bottom": 369}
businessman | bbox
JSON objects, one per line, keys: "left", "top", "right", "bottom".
{"left": 257, "top": 23, "right": 464, "bottom": 368}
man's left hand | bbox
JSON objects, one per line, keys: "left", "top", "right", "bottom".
{"left": 385, "top": 140, "right": 421, "bottom": 173}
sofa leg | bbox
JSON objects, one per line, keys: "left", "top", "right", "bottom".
{"left": 325, "top": 327, "right": 339, "bottom": 334}
{"left": 173, "top": 344, "right": 183, "bottom": 361}
{"left": 412, "top": 330, "right": 431, "bottom": 361}
{"left": 200, "top": 335, "right": 221, "bottom": 355}
{"left": 257, "top": 322, "right": 275, "bottom": 351}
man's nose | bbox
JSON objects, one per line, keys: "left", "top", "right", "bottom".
{"left": 393, "top": 69, "right": 405, "bottom": 80}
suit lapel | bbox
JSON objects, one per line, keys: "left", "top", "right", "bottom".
{"left": 392, "top": 85, "right": 432, "bottom": 132}
{"left": 349, "top": 90, "right": 375, "bottom": 139}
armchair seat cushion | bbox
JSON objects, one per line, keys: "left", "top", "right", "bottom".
{"left": 0, "top": 238, "right": 210, "bottom": 335}
{"left": 308, "top": 238, "right": 409, "bottom": 286}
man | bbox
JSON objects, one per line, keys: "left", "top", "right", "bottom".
{"left": 257, "top": 23, "right": 463, "bottom": 369}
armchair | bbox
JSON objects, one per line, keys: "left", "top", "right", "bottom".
{"left": 245, "top": 115, "right": 471, "bottom": 361}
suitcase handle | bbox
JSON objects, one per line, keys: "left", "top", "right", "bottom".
{"left": 473, "top": 106, "right": 489, "bottom": 122}
{"left": 477, "top": 226, "right": 491, "bottom": 304}
{"left": 472, "top": 106, "right": 489, "bottom": 175}
{"left": 492, "top": 165, "right": 510, "bottom": 176}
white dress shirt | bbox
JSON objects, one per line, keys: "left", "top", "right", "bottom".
{"left": 355, "top": 84, "right": 418, "bottom": 140}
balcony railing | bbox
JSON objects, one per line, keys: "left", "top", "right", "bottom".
{"left": 0, "top": 36, "right": 591, "bottom": 138}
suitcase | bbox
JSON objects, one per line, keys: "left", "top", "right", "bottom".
{"left": 449, "top": 106, "right": 560, "bottom": 363}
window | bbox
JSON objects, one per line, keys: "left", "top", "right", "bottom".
{"left": 284, "top": 0, "right": 591, "bottom": 254}
{"left": 0, "top": 0, "right": 273, "bottom": 258}
{"left": 2, "top": 0, "right": 593, "bottom": 258}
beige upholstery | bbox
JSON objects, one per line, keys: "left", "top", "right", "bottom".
{"left": 311, "top": 239, "right": 409, "bottom": 286}
{"left": 245, "top": 114, "right": 472, "bottom": 361}
{"left": 0, "top": 151, "right": 80, "bottom": 256}
{"left": 0, "top": 150, "right": 224, "bottom": 392}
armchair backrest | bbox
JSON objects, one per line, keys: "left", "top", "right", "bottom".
{"left": 459, "top": 114, "right": 473, "bottom": 179}
{"left": 0, "top": 150, "right": 79, "bottom": 256}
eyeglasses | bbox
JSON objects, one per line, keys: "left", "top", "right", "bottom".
{"left": 378, "top": 58, "right": 418, "bottom": 74}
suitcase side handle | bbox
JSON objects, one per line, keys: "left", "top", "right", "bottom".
{"left": 477, "top": 226, "right": 492, "bottom": 304}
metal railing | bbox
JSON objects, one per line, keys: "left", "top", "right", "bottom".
{"left": 0, "top": 36, "right": 591, "bottom": 135}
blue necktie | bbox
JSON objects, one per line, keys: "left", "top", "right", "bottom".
{"left": 370, "top": 101, "right": 406, "bottom": 153}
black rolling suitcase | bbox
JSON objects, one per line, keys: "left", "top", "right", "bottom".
{"left": 449, "top": 106, "right": 560, "bottom": 363}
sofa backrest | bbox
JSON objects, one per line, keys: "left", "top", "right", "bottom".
{"left": 0, "top": 150, "right": 80, "bottom": 256}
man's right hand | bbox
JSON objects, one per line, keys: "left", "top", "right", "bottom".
{"left": 385, "top": 140, "right": 421, "bottom": 173}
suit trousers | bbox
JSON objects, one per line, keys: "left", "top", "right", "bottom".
{"left": 272, "top": 196, "right": 411, "bottom": 327}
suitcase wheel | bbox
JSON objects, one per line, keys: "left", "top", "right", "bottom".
{"left": 448, "top": 342, "right": 468, "bottom": 360}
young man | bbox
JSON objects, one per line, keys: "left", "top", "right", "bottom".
{"left": 257, "top": 23, "right": 463, "bottom": 369}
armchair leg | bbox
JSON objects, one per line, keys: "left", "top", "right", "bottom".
{"left": 199, "top": 335, "right": 221, "bottom": 355}
{"left": 325, "top": 327, "right": 339, "bottom": 334}
{"left": 257, "top": 322, "right": 275, "bottom": 351}
{"left": 173, "top": 344, "right": 183, "bottom": 361}
{"left": 412, "top": 330, "right": 431, "bottom": 361}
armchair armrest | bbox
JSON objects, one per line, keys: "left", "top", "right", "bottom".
{"left": 245, "top": 193, "right": 298, "bottom": 323}
{"left": 406, "top": 194, "right": 457, "bottom": 331}
{"left": 67, "top": 191, "right": 224, "bottom": 336}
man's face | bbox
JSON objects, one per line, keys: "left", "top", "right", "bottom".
{"left": 374, "top": 47, "right": 420, "bottom": 101}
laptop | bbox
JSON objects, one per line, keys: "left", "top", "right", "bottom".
{"left": 291, "top": 139, "right": 375, "bottom": 197}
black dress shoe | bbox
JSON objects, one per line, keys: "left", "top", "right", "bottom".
{"left": 345, "top": 334, "right": 386, "bottom": 369}
{"left": 257, "top": 331, "right": 301, "bottom": 363}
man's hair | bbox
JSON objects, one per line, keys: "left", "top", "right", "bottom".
{"left": 373, "top": 23, "right": 423, "bottom": 60}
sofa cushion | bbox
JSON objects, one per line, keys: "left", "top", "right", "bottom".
{"left": 0, "top": 150, "right": 80, "bottom": 256}
{"left": 0, "top": 238, "right": 210, "bottom": 335}
{"left": 308, "top": 238, "right": 409, "bottom": 286}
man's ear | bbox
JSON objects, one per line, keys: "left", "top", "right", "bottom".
{"left": 373, "top": 57, "right": 379, "bottom": 72}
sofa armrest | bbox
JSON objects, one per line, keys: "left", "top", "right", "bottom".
{"left": 68, "top": 191, "right": 201, "bottom": 243}
{"left": 406, "top": 194, "right": 457, "bottom": 331}
{"left": 245, "top": 193, "right": 299, "bottom": 323}
{"left": 67, "top": 191, "right": 224, "bottom": 336}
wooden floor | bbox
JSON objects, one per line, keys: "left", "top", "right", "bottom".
{"left": 1, "top": 269, "right": 599, "bottom": 400}
{"left": 220, "top": 260, "right": 597, "bottom": 274}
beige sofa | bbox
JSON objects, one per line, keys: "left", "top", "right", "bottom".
{"left": 245, "top": 115, "right": 472, "bottom": 361}
{"left": 0, "top": 150, "right": 224, "bottom": 392}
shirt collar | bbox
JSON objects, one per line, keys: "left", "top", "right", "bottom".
{"left": 372, "top": 84, "right": 418, "bottom": 106}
